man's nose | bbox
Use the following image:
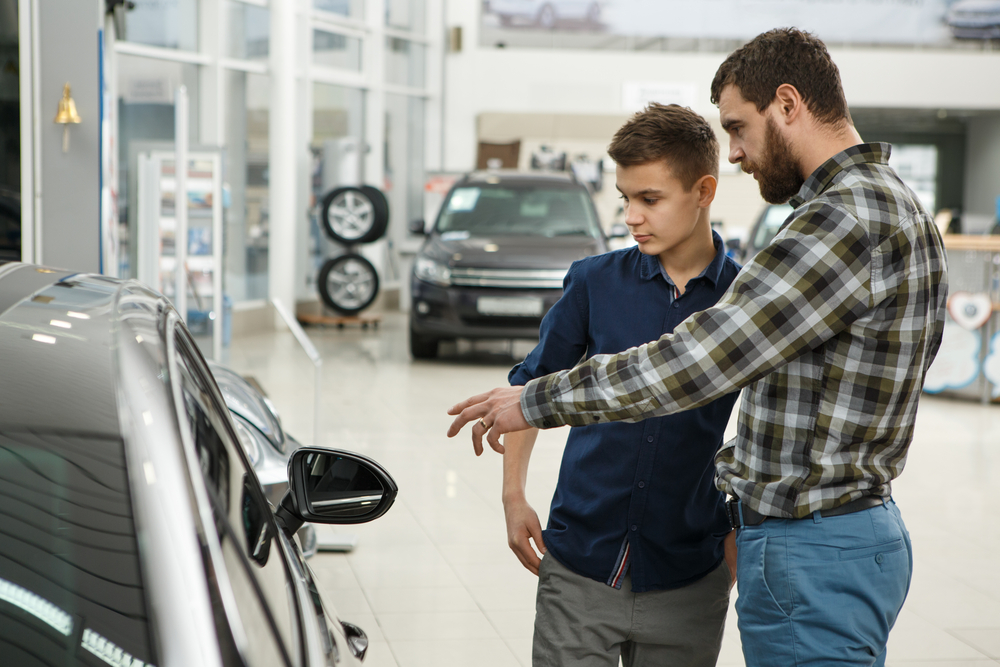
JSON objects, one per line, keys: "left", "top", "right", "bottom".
{"left": 728, "top": 143, "right": 744, "bottom": 165}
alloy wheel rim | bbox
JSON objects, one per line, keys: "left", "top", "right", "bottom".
{"left": 327, "top": 191, "right": 375, "bottom": 240}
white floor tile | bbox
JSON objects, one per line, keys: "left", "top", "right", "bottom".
{"left": 230, "top": 312, "right": 1000, "bottom": 667}
{"left": 389, "top": 638, "right": 521, "bottom": 667}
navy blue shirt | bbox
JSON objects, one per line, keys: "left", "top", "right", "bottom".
{"left": 508, "top": 233, "right": 741, "bottom": 592}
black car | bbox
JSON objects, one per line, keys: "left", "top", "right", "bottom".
{"left": 408, "top": 171, "right": 612, "bottom": 358}
{"left": 0, "top": 261, "right": 396, "bottom": 667}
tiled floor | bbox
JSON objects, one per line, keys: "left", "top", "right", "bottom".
{"left": 226, "top": 310, "right": 1000, "bottom": 667}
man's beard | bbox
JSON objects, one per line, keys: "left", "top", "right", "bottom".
{"left": 742, "top": 116, "right": 804, "bottom": 204}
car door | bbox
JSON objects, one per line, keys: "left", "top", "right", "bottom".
{"left": 169, "top": 323, "right": 306, "bottom": 667}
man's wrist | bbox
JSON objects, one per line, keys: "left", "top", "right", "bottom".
{"left": 521, "top": 376, "right": 566, "bottom": 429}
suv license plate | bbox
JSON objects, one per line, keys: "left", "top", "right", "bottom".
{"left": 476, "top": 296, "right": 543, "bottom": 317}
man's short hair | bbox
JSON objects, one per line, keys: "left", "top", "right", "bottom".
{"left": 607, "top": 103, "right": 719, "bottom": 191}
{"left": 710, "top": 28, "right": 851, "bottom": 127}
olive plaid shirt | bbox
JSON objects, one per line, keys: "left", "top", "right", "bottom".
{"left": 521, "top": 143, "right": 948, "bottom": 518}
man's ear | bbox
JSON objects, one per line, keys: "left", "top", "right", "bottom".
{"left": 773, "top": 83, "right": 804, "bottom": 125}
{"left": 696, "top": 174, "right": 717, "bottom": 208}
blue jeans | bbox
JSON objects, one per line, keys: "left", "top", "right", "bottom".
{"left": 735, "top": 499, "right": 912, "bottom": 667}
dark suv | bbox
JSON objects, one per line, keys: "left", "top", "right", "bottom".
{"left": 408, "top": 171, "right": 610, "bottom": 358}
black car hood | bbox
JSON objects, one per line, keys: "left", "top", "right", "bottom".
{"left": 421, "top": 234, "right": 605, "bottom": 269}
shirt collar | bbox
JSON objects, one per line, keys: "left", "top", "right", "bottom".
{"left": 639, "top": 230, "right": 727, "bottom": 289}
{"left": 789, "top": 142, "right": 892, "bottom": 209}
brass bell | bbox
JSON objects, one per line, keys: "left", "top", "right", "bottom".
{"left": 54, "top": 83, "right": 81, "bottom": 152}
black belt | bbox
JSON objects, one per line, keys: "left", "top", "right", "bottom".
{"left": 726, "top": 495, "right": 886, "bottom": 529}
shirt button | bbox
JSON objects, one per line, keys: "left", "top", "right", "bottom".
{"left": 542, "top": 420, "right": 552, "bottom": 428}
{"left": 592, "top": 415, "right": 600, "bottom": 422}
{"left": 646, "top": 436, "right": 653, "bottom": 443}
{"left": 631, "top": 525, "right": 637, "bottom": 531}
{"left": 638, "top": 481, "right": 645, "bottom": 489}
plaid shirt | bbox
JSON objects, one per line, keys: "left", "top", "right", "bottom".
{"left": 521, "top": 143, "right": 948, "bottom": 518}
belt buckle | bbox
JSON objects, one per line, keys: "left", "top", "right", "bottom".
{"left": 725, "top": 497, "right": 741, "bottom": 530}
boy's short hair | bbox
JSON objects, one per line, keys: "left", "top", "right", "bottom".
{"left": 710, "top": 27, "right": 851, "bottom": 127}
{"left": 607, "top": 103, "right": 719, "bottom": 191}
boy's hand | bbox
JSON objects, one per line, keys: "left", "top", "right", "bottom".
{"left": 503, "top": 496, "right": 547, "bottom": 575}
{"left": 724, "top": 530, "right": 737, "bottom": 590}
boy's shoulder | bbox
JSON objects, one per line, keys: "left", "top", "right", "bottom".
{"left": 570, "top": 245, "right": 645, "bottom": 282}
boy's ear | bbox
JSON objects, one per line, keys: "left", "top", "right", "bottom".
{"left": 696, "top": 174, "right": 717, "bottom": 208}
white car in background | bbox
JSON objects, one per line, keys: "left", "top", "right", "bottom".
{"left": 946, "top": 0, "right": 1000, "bottom": 39}
{"left": 487, "top": 0, "right": 602, "bottom": 28}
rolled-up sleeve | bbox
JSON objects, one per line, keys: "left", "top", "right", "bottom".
{"left": 521, "top": 203, "right": 873, "bottom": 428}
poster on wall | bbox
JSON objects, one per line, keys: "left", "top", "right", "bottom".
{"left": 481, "top": 0, "right": 986, "bottom": 48}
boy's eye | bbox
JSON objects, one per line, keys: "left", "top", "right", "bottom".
{"left": 644, "top": 198, "right": 657, "bottom": 205}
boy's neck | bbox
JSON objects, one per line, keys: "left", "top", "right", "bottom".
{"left": 658, "top": 218, "right": 717, "bottom": 296}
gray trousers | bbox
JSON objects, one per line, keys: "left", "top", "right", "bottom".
{"left": 532, "top": 553, "right": 730, "bottom": 667}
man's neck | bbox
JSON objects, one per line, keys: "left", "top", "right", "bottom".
{"left": 795, "top": 122, "right": 864, "bottom": 180}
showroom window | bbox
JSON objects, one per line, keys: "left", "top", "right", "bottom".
{"left": 125, "top": 0, "right": 199, "bottom": 52}
{"left": 385, "top": 93, "right": 425, "bottom": 235}
{"left": 386, "top": 0, "right": 426, "bottom": 33}
{"left": 113, "top": 0, "right": 438, "bottom": 339}
{"left": 117, "top": 54, "right": 201, "bottom": 279}
{"left": 312, "top": 29, "right": 363, "bottom": 71}
{"left": 225, "top": 1, "right": 270, "bottom": 60}
{"left": 385, "top": 37, "right": 426, "bottom": 88}
{"left": 225, "top": 70, "right": 270, "bottom": 303}
{"left": 314, "top": 0, "right": 364, "bottom": 21}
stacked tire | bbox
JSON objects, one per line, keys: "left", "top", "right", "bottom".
{"left": 317, "top": 185, "right": 389, "bottom": 315}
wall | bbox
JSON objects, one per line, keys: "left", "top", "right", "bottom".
{"left": 442, "top": 2, "right": 1000, "bottom": 234}
{"left": 964, "top": 117, "right": 1000, "bottom": 232}
{"left": 35, "top": 0, "right": 102, "bottom": 271}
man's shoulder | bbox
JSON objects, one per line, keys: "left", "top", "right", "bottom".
{"left": 816, "top": 162, "right": 926, "bottom": 225}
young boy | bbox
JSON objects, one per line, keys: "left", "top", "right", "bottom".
{"left": 502, "top": 103, "right": 741, "bottom": 667}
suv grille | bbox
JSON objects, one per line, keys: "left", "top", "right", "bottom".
{"left": 450, "top": 268, "right": 566, "bottom": 289}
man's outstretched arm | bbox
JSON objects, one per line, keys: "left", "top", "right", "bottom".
{"left": 447, "top": 385, "right": 530, "bottom": 455}
{"left": 448, "top": 206, "right": 872, "bottom": 451}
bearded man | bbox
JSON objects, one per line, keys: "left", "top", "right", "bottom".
{"left": 448, "top": 28, "right": 949, "bottom": 667}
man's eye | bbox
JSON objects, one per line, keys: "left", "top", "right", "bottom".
{"left": 644, "top": 198, "right": 657, "bottom": 205}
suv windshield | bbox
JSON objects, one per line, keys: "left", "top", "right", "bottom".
{"left": 436, "top": 184, "right": 601, "bottom": 238}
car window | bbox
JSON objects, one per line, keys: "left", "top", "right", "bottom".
{"left": 751, "top": 203, "right": 794, "bottom": 253}
{"left": 437, "top": 184, "right": 601, "bottom": 238}
{"left": 172, "top": 328, "right": 301, "bottom": 667}
{"left": 0, "top": 431, "right": 159, "bottom": 667}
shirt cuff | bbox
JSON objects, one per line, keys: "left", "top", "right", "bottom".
{"left": 520, "top": 375, "right": 567, "bottom": 429}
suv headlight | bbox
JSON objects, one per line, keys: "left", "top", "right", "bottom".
{"left": 414, "top": 256, "right": 451, "bottom": 286}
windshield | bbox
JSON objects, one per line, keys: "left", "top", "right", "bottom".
{"left": 436, "top": 184, "right": 602, "bottom": 238}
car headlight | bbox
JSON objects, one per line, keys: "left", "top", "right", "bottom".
{"left": 232, "top": 417, "right": 263, "bottom": 466}
{"left": 414, "top": 256, "right": 451, "bottom": 286}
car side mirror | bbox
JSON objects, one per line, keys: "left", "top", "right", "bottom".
{"left": 608, "top": 223, "right": 629, "bottom": 239}
{"left": 274, "top": 447, "right": 398, "bottom": 538}
{"left": 408, "top": 218, "right": 427, "bottom": 235}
